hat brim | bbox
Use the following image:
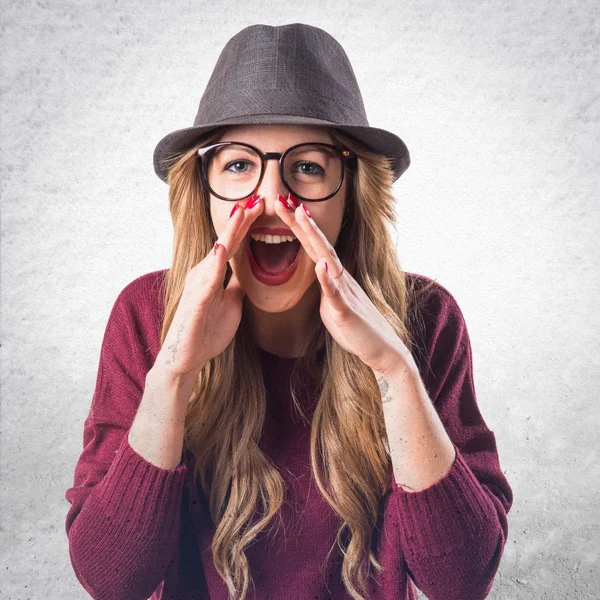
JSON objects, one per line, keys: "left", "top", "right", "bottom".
{"left": 152, "top": 114, "right": 410, "bottom": 184}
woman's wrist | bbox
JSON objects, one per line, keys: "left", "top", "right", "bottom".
{"left": 127, "top": 363, "right": 199, "bottom": 470}
{"left": 148, "top": 357, "right": 202, "bottom": 392}
{"left": 151, "top": 350, "right": 205, "bottom": 385}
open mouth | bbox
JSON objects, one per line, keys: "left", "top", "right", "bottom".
{"left": 249, "top": 237, "right": 302, "bottom": 274}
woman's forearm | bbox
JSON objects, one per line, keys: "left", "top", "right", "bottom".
{"left": 128, "top": 361, "right": 200, "bottom": 470}
{"left": 375, "top": 365, "right": 455, "bottom": 492}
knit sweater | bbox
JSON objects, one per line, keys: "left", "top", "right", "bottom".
{"left": 65, "top": 269, "right": 513, "bottom": 600}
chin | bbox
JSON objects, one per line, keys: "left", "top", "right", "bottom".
{"left": 241, "top": 276, "right": 319, "bottom": 317}
{"left": 244, "top": 283, "right": 311, "bottom": 313}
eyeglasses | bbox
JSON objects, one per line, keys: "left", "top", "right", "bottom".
{"left": 197, "top": 141, "right": 355, "bottom": 202}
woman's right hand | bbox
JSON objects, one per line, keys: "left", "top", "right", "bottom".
{"left": 154, "top": 197, "right": 263, "bottom": 378}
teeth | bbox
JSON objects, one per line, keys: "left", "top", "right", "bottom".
{"left": 250, "top": 233, "right": 296, "bottom": 244}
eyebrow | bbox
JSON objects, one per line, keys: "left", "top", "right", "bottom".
{"left": 215, "top": 142, "right": 337, "bottom": 162}
{"left": 292, "top": 147, "right": 334, "bottom": 161}
{"left": 216, "top": 144, "right": 258, "bottom": 157}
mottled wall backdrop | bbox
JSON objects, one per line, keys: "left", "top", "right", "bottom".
{"left": 1, "top": 1, "right": 598, "bottom": 598}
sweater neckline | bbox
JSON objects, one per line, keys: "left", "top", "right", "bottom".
{"left": 258, "top": 344, "right": 326, "bottom": 362}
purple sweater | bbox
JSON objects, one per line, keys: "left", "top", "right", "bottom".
{"left": 65, "top": 269, "right": 513, "bottom": 600}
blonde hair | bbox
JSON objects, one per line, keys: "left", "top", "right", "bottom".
{"left": 159, "top": 126, "right": 437, "bottom": 600}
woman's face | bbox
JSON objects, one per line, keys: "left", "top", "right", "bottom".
{"left": 208, "top": 124, "right": 349, "bottom": 313}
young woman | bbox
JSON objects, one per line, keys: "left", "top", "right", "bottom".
{"left": 65, "top": 23, "right": 513, "bottom": 600}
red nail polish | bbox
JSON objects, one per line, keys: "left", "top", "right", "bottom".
{"left": 248, "top": 195, "right": 261, "bottom": 209}
{"left": 302, "top": 204, "right": 312, "bottom": 219}
{"left": 288, "top": 193, "right": 300, "bottom": 208}
{"left": 244, "top": 195, "right": 259, "bottom": 209}
{"left": 278, "top": 194, "right": 292, "bottom": 210}
{"left": 229, "top": 204, "right": 240, "bottom": 218}
{"left": 325, "top": 261, "right": 329, "bottom": 273}
{"left": 213, "top": 242, "right": 220, "bottom": 255}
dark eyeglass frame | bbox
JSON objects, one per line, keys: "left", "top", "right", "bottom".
{"left": 196, "top": 141, "right": 356, "bottom": 202}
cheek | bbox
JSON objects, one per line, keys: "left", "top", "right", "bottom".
{"left": 316, "top": 213, "right": 344, "bottom": 246}
{"left": 209, "top": 203, "right": 230, "bottom": 237}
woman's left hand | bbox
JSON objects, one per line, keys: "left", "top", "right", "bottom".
{"left": 277, "top": 195, "right": 416, "bottom": 378}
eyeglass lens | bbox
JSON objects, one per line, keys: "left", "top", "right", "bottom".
{"left": 205, "top": 144, "right": 343, "bottom": 200}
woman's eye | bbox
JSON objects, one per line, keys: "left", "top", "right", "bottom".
{"left": 295, "top": 161, "right": 324, "bottom": 175}
{"left": 225, "top": 160, "right": 251, "bottom": 173}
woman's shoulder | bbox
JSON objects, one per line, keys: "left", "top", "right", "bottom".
{"left": 106, "top": 269, "right": 169, "bottom": 350}
{"left": 403, "top": 271, "right": 471, "bottom": 374}
{"left": 117, "top": 268, "right": 169, "bottom": 303}
{"left": 404, "top": 271, "right": 465, "bottom": 315}
{"left": 112, "top": 268, "right": 169, "bottom": 316}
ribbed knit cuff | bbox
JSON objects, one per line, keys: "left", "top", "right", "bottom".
{"left": 93, "top": 435, "right": 188, "bottom": 531}
{"left": 68, "top": 436, "right": 189, "bottom": 596}
{"left": 391, "top": 445, "right": 497, "bottom": 560}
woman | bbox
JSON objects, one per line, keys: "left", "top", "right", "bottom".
{"left": 65, "top": 23, "right": 513, "bottom": 600}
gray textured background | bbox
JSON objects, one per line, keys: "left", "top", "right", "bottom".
{"left": 1, "top": 1, "right": 598, "bottom": 599}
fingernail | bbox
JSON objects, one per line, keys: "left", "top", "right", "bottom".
{"left": 248, "top": 195, "right": 261, "bottom": 209}
{"left": 213, "top": 242, "right": 220, "bottom": 256}
{"left": 278, "top": 194, "right": 292, "bottom": 210}
{"left": 244, "top": 194, "right": 259, "bottom": 209}
{"left": 325, "top": 260, "right": 329, "bottom": 273}
{"left": 302, "top": 204, "right": 312, "bottom": 219}
{"left": 229, "top": 204, "right": 240, "bottom": 218}
{"left": 288, "top": 193, "right": 300, "bottom": 208}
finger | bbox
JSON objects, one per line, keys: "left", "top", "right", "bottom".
{"left": 217, "top": 195, "right": 264, "bottom": 261}
{"left": 295, "top": 199, "right": 343, "bottom": 274}
{"left": 316, "top": 259, "right": 344, "bottom": 305}
{"left": 274, "top": 193, "right": 319, "bottom": 262}
{"left": 186, "top": 193, "right": 259, "bottom": 295}
{"left": 210, "top": 240, "right": 247, "bottom": 305}
{"left": 211, "top": 195, "right": 264, "bottom": 288}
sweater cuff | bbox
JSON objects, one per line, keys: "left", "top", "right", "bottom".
{"left": 93, "top": 435, "right": 188, "bottom": 534}
{"left": 391, "top": 445, "right": 496, "bottom": 560}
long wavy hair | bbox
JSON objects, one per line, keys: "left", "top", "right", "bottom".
{"left": 158, "top": 126, "right": 437, "bottom": 600}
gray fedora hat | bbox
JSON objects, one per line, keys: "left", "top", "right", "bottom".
{"left": 153, "top": 23, "right": 410, "bottom": 183}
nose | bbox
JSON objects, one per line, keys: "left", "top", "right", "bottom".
{"left": 255, "top": 159, "right": 288, "bottom": 213}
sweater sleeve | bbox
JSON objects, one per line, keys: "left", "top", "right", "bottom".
{"left": 389, "top": 282, "right": 513, "bottom": 600}
{"left": 65, "top": 282, "right": 188, "bottom": 600}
